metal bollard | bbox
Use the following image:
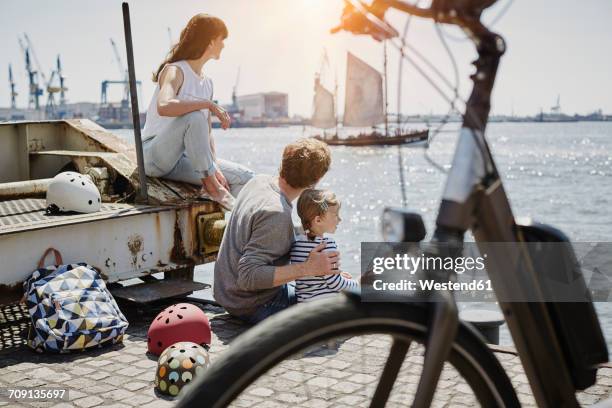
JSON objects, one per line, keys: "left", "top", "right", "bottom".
{"left": 459, "top": 309, "right": 505, "bottom": 345}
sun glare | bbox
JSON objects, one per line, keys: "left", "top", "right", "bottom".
{"left": 296, "top": 0, "right": 344, "bottom": 17}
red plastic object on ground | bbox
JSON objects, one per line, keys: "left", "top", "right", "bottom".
{"left": 147, "top": 303, "right": 212, "bottom": 356}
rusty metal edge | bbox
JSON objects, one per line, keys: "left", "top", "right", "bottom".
{"left": 0, "top": 203, "right": 189, "bottom": 237}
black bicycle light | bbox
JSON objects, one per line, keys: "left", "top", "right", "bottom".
{"left": 381, "top": 207, "right": 427, "bottom": 242}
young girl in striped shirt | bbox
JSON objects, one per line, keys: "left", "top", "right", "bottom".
{"left": 291, "top": 189, "right": 359, "bottom": 302}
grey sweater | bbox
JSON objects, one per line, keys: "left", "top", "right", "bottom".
{"left": 213, "top": 174, "right": 294, "bottom": 316}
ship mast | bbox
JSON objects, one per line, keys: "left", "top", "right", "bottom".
{"left": 383, "top": 40, "right": 389, "bottom": 137}
{"left": 334, "top": 70, "right": 339, "bottom": 137}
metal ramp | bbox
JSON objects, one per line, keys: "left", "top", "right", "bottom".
{"left": 110, "top": 278, "right": 211, "bottom": 304}
{"left": 0, "top": 198, "right": 169, "bottom": 236}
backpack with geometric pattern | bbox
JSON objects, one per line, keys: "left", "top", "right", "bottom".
{"left": 23, "top": 248, "right": 129, "bottom": 353}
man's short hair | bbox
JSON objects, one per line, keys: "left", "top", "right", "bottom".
{"left": 280, "top": 138, "right": 331, "bottom": 189}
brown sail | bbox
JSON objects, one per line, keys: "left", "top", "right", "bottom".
{"left": 343, "top": 52, "right": 385, "bottom": 127}
{"left": 311, "top": 51, "right": 429, "bottom": 147}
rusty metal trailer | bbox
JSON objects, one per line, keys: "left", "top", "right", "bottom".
{"left": 0, "top": 119, "right": 225, "bottom": 304}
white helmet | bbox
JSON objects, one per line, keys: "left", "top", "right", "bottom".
{"left": 46, "top": 171, "right": 102, "bottom": 214}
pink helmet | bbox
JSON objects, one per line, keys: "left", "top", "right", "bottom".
{"left": 147, "top": 303, "right": 211, "bottom": 356}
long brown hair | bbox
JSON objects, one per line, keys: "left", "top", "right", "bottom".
{"left": 153, "top": 14, "right": 228, "bottom": 82}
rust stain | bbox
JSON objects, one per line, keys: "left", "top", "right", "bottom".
{"left": 28, "top": 138, "right": 44, "bottom": 152}
{"left": 154, "top": 213, "right": 161, "bottom": 237}
{"left": 187, "top": 205, "right": 198, "bottom": 255}
{"left": 170, "top": 210, "right": 187, "bottom": 263}
{"left": 127, "top": 234, "right": 143, "bottom": 254}
{"left": 127, "top": 233, "right": 144, "bottom": 270}
{"left": 104, "top": 257, "right": 117, "bottom": 270}
{"left": 154, "top": 213, "right": 162, "bottom": 250}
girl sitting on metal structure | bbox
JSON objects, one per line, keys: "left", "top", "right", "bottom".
{"left": 142, "top": 14, "right": 253, "bottom": 211}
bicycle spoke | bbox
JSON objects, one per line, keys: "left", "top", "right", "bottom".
{"left": 412, "top": 298, "right": 459, "bottom": 408}
{"left": 189, "top": 299, "right": 514, "bottom": 408}
{"left": 229, "top": 332, "right": 490, "bottom": 407}
{"left": 369, "top": 338, "right": 412, "bottom": 408}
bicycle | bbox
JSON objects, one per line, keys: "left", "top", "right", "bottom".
{"left": 177, "top": 1, "right": 609, "bottom": 407}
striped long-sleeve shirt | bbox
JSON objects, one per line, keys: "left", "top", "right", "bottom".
{"left": 290, "top": 235, "right": 359, "bottom": 303}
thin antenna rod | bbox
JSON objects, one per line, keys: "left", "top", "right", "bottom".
{"left": 383, "top": 40, "right": 389, "bottom": 137}
{"left": 334, "top": 69, "right": 339, "bottom": 137}
{"left": 122, "top": 2, "right": 148, "bottom": 203}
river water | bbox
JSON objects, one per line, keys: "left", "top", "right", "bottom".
{"left": 116, "top": 122, "right": 612, "bottom": 347}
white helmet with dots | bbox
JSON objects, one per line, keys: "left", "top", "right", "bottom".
{"left": 46, "top": 171, "right": 102, "bottom": 214}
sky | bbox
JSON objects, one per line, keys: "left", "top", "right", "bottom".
{"left": 1, "top": 0, "right": 611, "bottom": 117}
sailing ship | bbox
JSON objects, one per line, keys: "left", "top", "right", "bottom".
{"left": 311, "top": 51, "right": 428, "bottom": 147}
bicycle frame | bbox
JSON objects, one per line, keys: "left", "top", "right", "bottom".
{"left": 335, "top": 1, "right": 609, "bottom": 404}
{"left": 415, "top": 16, "right": 582, "bottom": 408}
{"left": 336, "top": 2, "right": 594, "bottom": 405}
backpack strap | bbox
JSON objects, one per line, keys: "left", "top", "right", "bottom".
{"left": 21, "top": 249, "right": 64, "bottom": 304}
{"left": 37, "top": 248, "right": 63, "bottom": 269}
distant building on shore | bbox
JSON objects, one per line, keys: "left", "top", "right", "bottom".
{"left": 0, "top": 107, "right": 43, "bottom": 121}
{"left": 237, "top": 92, "right": 288, "bottom": 120}
{"left": 0, "top": 102, "right": 98, "bottom": 122}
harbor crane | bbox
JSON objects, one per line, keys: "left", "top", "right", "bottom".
{"left": 223, "top": 66, "right": 243, "bottom": 122}
{"left": 23, "top": 33, "right": 60, "bottom": 116}
{"left": 19, "top": 33, "right": 67, "bottom": 118}
{"left": 23, "top": 34, "right": 48, "bottom": 88}
{"left": 551, "top": 95, "right": 561, "bottom": 114}
{"left": 232, "top": 66, "right": 241, "bottom": 110}
{"left": 18, "top": 36, "right": 43, "bottom": 110}
{"left": 45, "top": 70, "right": 58, "bottom": 118}
{"left": 44, "top": 56, "right": 69, "bottom": 119}
{"left": 100, "top": 80, "right": 141, "bottom": 105}
{"left": 8, "top": 64, "right": 18, "bottom": 109}
{"left": 57, "top": 55, "right": 67, "bottom": 108}
{"left": 99, "top": 38, "right": 141, "bottom": 127}
{"left": 100, "top": 39, "right": 141, "bottom": 108}
{"left": 110, "top": 38, "right": 129, "bottom": 103}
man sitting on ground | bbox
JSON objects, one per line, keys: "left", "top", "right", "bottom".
{"left": 214, "top": 138, "right": 339, "bottom": 324}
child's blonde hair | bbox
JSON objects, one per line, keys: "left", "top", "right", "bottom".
{"left": 297, "top": 189, "right": 340, "bottom": 238}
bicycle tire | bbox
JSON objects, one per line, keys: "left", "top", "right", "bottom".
{"left": 178, "top": 294, "right": 520, "bottom": 408}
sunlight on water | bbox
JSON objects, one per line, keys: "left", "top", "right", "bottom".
{"left": 115, "top": 122, "right": 612, "bottom": 347}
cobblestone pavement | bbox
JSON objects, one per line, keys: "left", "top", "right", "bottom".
{"left": 1, "top": 300, "right": 612, "bottom": 408}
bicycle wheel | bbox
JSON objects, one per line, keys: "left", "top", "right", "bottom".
{"left": 178, "top": 294, "right": 519, "bottom": 408}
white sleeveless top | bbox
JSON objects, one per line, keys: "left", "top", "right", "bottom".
{"left": 142, "top": 60, "right": 214, "bottom": 141}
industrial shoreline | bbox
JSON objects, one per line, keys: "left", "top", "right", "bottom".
{"left": 1, "top": 106, "right": 609, "bottom": 130}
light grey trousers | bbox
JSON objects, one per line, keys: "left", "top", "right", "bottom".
{"left": 142, "top": 111, "right": 254, "bottom": 197}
